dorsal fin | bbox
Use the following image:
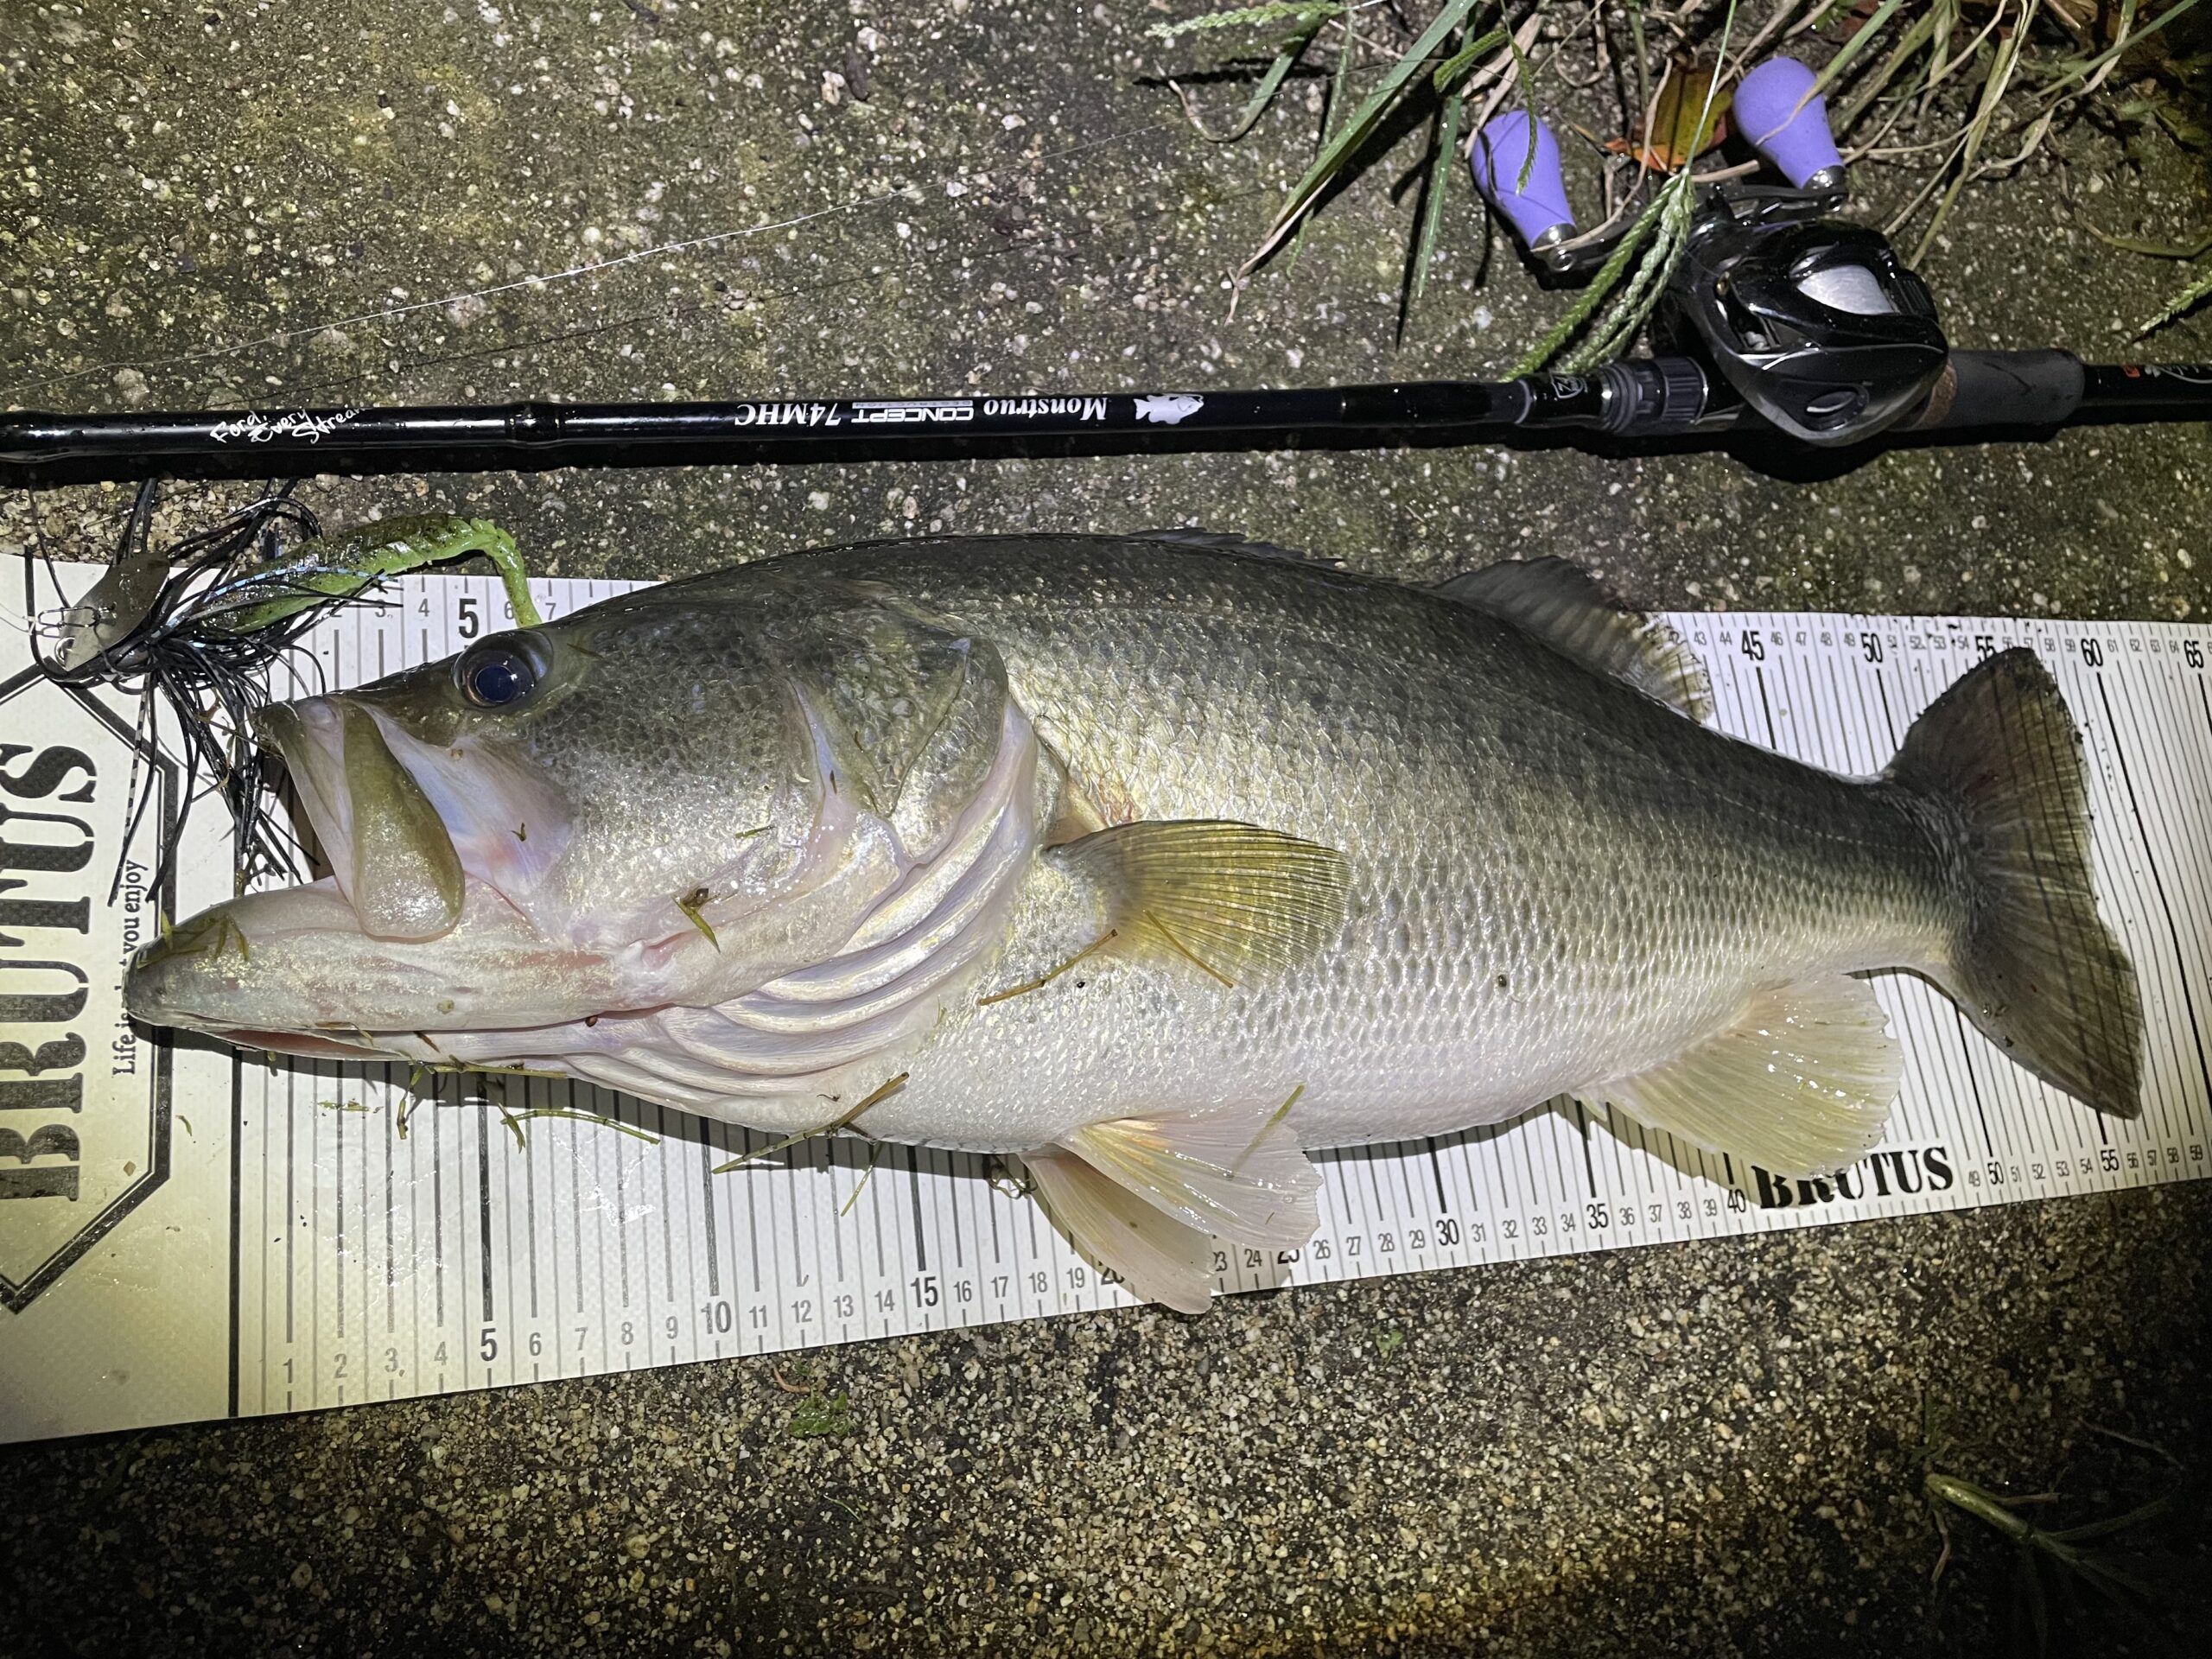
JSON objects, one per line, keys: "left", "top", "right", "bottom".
{"left": 1438, "top": 557, "right": 1714, "bottom": 722}
{"left": 1134, "top": 528, "right": 1319, "bottom": 566}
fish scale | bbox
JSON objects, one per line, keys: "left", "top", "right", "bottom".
{"left": 736, "top": 538, "right": 1963, "bottom": 1150}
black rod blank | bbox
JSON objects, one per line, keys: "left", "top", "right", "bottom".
{"left": 3, "top": 352, "right": 2206, "bottom": 481}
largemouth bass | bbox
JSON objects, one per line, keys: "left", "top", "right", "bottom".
{"left": 127, "top": 537, "right": 2142, "bottom": 1311}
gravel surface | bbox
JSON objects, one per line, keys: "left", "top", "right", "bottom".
{"left": 3, "top": 3, "right": 2209, "bottom": 1654}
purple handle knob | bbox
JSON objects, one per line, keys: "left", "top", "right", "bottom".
{"left": 1471, "top": 111, "right": 1574, "bottom": 255}
{"left": 1735, "top": 57, "right": 1845, "bottom": 189}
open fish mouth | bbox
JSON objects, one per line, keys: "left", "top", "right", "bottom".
{"left": 257, "top": 696, "right": 465, "bottom": 941}
{"left": 255, "top": 693, "right": 575, "bottom": 940}
{"left": 123, "top": 691, "right": 588, "bottom": 1048}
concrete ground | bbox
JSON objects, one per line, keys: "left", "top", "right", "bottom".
{"left": 3, "top": 2, "right": 2209, "bottom": 1653}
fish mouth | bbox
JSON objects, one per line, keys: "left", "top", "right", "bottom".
{"left": 124, "top": 692, "right": 591, "bottom": 1046}
{"left": 255, "top": 694, "right": 572, "bottom": 944}
{"left": 259, "top": 697, "right": 464, "bottom": 941}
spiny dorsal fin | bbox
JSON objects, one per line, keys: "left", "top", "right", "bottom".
{"left": 1134, "top": 528, "right": 1319, "bottom": 566}
{"left": 1051, "top": 819, "right": 1351, "bottom": 986}
{"left": 1020, "top": 1100, "right": 1321, "bottom": 1313}
{"left": 1581, "top": 975, "right": 1902, "bottom": 1178}
{"left": 1439, "top": 557, "right": 1715, "bottom": 723}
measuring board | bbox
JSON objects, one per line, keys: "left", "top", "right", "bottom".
{"left": 3, "top": 556, "right": 2207, "bottom": 1441}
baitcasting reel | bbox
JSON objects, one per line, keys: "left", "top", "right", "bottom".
{"left": 1471, "top": 56, "right": 1948, "bottom": 448}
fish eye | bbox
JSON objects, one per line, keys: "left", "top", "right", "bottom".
{"left": 456, "top": 641, "right": 537, "bottom": 709}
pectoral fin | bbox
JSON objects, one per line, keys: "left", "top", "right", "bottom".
{"left": 1020, "top": 1098, "right": 1322, "bottom": 1315}
{"left": 1050, "top": 820, "right": 1350, "bottom": 986}
{"left": 1582, "top": 976, "right": 1902, "bottom": 1177}
{"left": 1440, "top": 556, "right": 1714, "bottom": 722}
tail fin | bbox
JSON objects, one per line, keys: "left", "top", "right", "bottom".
{"left": 1888, "top": 649, "right": 2142, "bottom": 1116}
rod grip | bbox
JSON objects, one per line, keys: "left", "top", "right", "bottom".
{"left": 1901, "top": 350, "right": 2085, "bottom": 433}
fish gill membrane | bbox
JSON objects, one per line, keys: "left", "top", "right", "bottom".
{"left": 122, "top": 537, "right": 2143, "bottom": 1315}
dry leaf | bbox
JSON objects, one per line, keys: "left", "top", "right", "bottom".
{"left": 1606, "top": 61, "right": 1732, "bottom": 172}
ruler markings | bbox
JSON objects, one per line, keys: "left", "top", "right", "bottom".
{"left": 2109, "top": 677, "right": 2212, "bottom": 1113}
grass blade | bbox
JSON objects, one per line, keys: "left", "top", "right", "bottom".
{"left": 1408, "top": 89, "right": 1466, "bottom": 318}
{"left": 1149, "top": 2, "right": 1343, "bottom": 42}
{"left": 2133, "top": 258, "right": 2212, "bottom": 338}
{"left": 1912, "top": 0, "right": 2039, "bottom": 263}
{"left": 1814, "top": 0, "right": 1907, "bottom": 94}
{"left": 1242, "top": 0, "right": 1489, "bottom": 276}
{"left": 1432, "top": 24, "right": 1508, "bottom": 92}
{"left": 1835, "top": 9, "right": 1942, "bottom": 131}
{"left": 1509, "top": 190, "right": 1666, "bottom": 374}
{"left": 1174, "top": 19, "right": 1327, "bottom": 142}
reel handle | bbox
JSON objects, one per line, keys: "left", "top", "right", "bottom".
{"left": 1471, "top": 112, "right": 1577, "bottom": 271}
{"left": 1733, "top": 58, "right": 1846, "bottom": 192}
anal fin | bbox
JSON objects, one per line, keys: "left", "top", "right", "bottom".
{"left": 1581, "top": 976, "right": 1902, "bottom": 1178}
{"left": 1439, "top": 556, "right": 1715, "bottom": 722}
{"left": 1020, "top": 1099, "right": 1322, "bottom": 1314}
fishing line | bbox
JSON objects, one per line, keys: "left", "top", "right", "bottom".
{"left": 0, "top": 119, "right": 1183, "bottom": 405}
{"left": 263, "top": 157, "right": 1286, "bottom": 414}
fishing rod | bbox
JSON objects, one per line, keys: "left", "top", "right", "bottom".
{"left": 7, "top": 345, "right": 2206, "bottom": 477}
{"left": 5, "top": 57, "right": 2208, "bottom": 484}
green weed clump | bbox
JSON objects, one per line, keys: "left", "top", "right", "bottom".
{"left": 1153, "top": 0, "right": 2210, "bottom": 357}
